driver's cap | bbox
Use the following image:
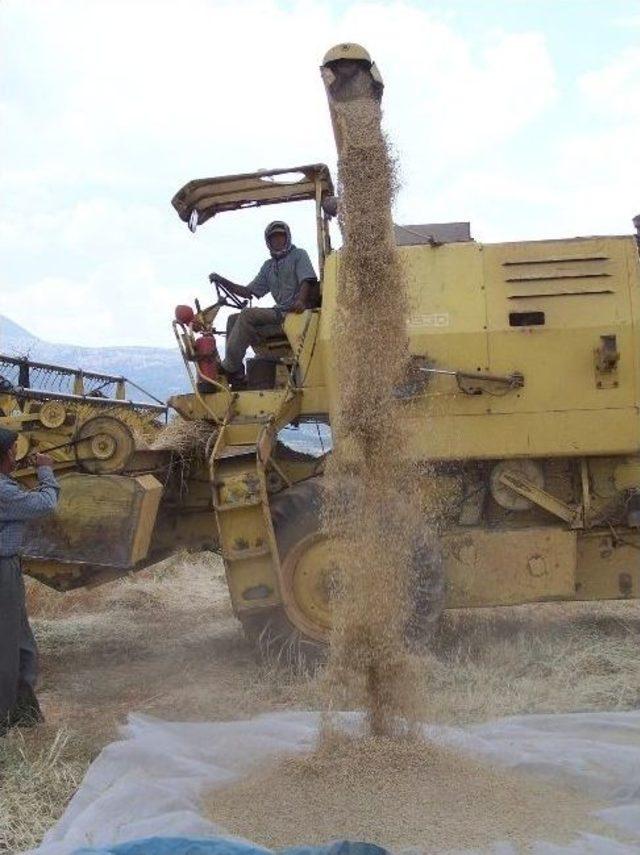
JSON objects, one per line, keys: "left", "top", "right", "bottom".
{"left": 265, "top": 220, "right": 289, "bottom": 240}
{"left": 265, "top": 220, "right": 292, "bottom": 259}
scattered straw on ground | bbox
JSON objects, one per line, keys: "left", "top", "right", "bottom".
{"left": 421, "top": 603, "right": 640, "bottom": 723}
{"left": 0, "top": 728, "right": 91, "bottom": 853}
{"left": 203, "top": 731, "right": 605, "bottom": 851}
{"left": 9, "top": 560, "right": 640, "bottom": 851}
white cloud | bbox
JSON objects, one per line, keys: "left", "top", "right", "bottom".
{"left": 4, "top": 0, "right": 633, "bottom": 348}
{"left": 1, "top": 262, "right": 177, "bottom": 348}
{"left": 580, "top": 48, "right": 640, "bottom": 117}
{"left": 613, "top": 13, "right": 640, "bottom": 29}
{"left": 552, "top": 50, "right": 640, "bottom": 235}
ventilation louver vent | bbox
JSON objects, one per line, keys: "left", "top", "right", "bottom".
{"left": 502, "top": 254, "right": 615, "bottom": 298}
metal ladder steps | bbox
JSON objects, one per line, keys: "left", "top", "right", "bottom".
{"left": 213, "top": 497, "right": 262, "bottom": 512}
{"left": 230, "top": 416, "right": 272, "bottom": 425}
{"left": 225, "top": 545, "right": 272, "bottom": 561}
{"left": 216, "top": 444, "right": 258, "bottom": 459}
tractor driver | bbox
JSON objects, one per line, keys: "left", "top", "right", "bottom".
{"left": 209, "top": 220, "right": 318, "bottom": 387}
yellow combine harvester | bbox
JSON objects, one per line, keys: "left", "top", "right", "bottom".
{"left": 14, "top": 44, "right": 640, "bottom": 657}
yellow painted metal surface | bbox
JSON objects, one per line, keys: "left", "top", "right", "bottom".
{"left": 130, "top": 474, "right": 164, "bottom": 563}
{"left": 284, "top": 310, "right": 325, "bottom": 392}
{"left": 21, "top": 472, "right": 163, "bottom": 590}
{"left": 576, "top": 531, "right": 640, "bottom": 600}
{"left": 400, "top": 407, "right": 638, "bottom": 459}
{"left": 211, "top": 420, "right": 282, "bottom": 615}
{"left": 22, "top": 558, "right": 129, "bottom": 591}
{"left": 279, "top": 532, "right": 334, "bottom": 641}
{"left": 317, "top": 236, "right": 640, "bottom": 460}
{"left": 482, "top": 238, "right": 636, "bottom": 416}
{"left": 204, "top": 232, "right": 640, "bottom": 629}
{"left": 215, "top": 494, "right": 281, "bottom": 612}
{"left": 614, "top": 458, "right": 640, "bottom": 491}
{"left": 443, "top": 527, "right": 577, "bottom": 607}
{"left": 24, "top": 472, "right": 163, "bottom": 568}
{"left": 20, "top": 228, "right": 640, "bottom": 628}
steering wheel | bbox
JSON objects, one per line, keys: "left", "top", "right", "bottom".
{"left": 213, "top": 279, "right": 248, "bottom": 310}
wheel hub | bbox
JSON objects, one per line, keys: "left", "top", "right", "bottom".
{"left": 74, "top": 415, "right": 135, "bottom": 473}
{"left": 280, "top": 533, "right": 342, "bottom": 640}
{"left": 90, "top": 433, "right": 117, "bottom": 459}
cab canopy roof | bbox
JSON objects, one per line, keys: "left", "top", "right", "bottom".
{"left": 171, "top": 164, "right": 334, "bottom": 229}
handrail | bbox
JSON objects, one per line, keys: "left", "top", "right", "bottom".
{"left": 9, "top": 385, "right": 167, "bottom": 413}
{"left": 171, "top": 320, "right": 231, "bottom": 423}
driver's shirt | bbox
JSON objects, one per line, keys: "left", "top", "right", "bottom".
{"left": 248, "top": 246, "right": 317, "bottom": 313}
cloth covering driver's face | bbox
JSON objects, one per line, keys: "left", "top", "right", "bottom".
{"left": 268, "top": 231, "right": 288, "bottom": 253}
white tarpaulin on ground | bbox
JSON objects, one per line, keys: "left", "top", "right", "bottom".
{"left": 27, "top": 710, "right": 640, "bottom": 855}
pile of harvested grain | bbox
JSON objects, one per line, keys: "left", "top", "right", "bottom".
{"left": 321, "top": 63, "right": 436, "bottom": 736}
{"left": 204, "top": 732, "right": 604, "bottom": 850}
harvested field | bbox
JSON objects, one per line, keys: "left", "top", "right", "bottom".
{"left": 3, "top": 558, "right": 640, "bottom": 851}
{"left": 2, "top": 556, "right": 318, "bottom": 853}
{"left": 203, "top": 733, "right": 605, "bottom": 851}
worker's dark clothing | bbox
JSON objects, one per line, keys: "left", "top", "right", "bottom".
{"left": 0, "top": 465, "right": 59, "bottom": 728}
{"left": 0, "top": 555, "right": 40, "bottom": 727}
{"left": 222, "top": 245, "right": 317, "bottom": 374}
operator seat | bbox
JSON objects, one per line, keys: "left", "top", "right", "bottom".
{"left": 226, "top": 312, "right": 293, "bottom": 390}
{"left": 225, "top": 283, "right": 321, "bottom": 388}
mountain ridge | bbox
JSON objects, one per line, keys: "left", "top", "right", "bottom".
{"left": 0, "top": 314, "right": 188, "bottom": 401}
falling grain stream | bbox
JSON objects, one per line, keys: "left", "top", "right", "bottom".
{"left": 320, "top": 52, "right": 428, "bottom": 738}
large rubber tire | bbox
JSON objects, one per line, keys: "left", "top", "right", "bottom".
{"left": 239, "top": 605, "right": 324, "bottom": 670}
{"left": 405, "top": 537, "right": 446, "bottom": 649}
{"left": 240, "top": 478, "right": 445, "bottom": 663}
{"left": 239, "top": 480, "right": 326, "bottom": 668}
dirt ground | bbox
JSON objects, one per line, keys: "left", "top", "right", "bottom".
{"left": 2, "top": 553, "right": 640, "bottom": 852}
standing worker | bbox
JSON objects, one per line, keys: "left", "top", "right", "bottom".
{"left": 0, "top": 427, "right": 59, "bottom": 734}
{"left": 210, "top": 220, "right": 318, "bottom": 387}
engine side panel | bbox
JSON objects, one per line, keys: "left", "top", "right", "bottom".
{"left": 319, "top": 235, "right": 640, "bottom": 460}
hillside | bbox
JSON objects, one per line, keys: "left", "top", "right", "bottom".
{"left": 0, "top": 314, "right": 188, "bottom": 402}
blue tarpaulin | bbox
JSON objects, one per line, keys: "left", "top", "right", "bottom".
{"left": 73, "top": 838, "right": 388, "bottom": 855}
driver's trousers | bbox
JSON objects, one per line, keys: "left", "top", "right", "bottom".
{"left": 222, "top": 307, "right": 283, "bottom": 373}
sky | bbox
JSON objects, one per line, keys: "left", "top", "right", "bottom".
{"left": 1, "top": 0, "right": 639, "bottom": 348}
